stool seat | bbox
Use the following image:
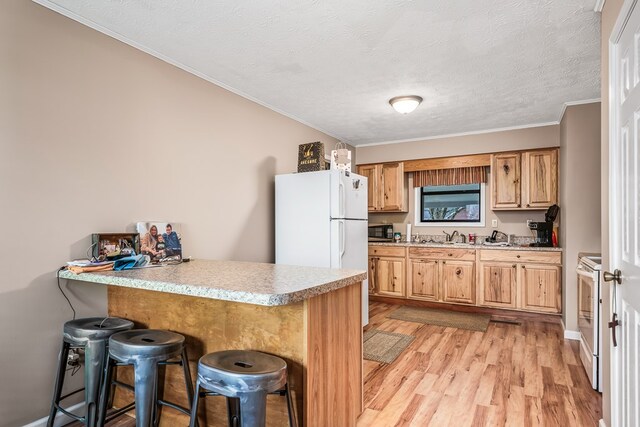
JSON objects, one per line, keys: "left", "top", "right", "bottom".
{"left": 197, "top": 350, "right": 287, "bottom": 396}
{"left": 109, "top": 329, "right": 184, "bottom": 362}
{"left": 63, "top": 317, "right": 134, "bottom": 346}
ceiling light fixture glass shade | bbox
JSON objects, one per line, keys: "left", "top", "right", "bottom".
{"left": 389, "top": 95, "right": 423, "bottom": 114}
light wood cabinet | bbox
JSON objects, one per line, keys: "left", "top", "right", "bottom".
{"left": 519, "top": 264, "right": 561, "bottom": 313}
{"left": 477, "top": 250, "right": 561, "bottom": 313}
{"left": 522, "top": 149, "right": 558, "bottom": 208}
{"left": 358, "top": 164, "right": 380, "bottom": 212}
{"left": 441, "top": 260, "right": 476, "bottom": 304}
{"left": 492, "top": 153, "right": 522, "bottom": 209}
{"left": 358, "top": 162, "right": 407, "bottom": 212}
{"left": 408, "top": 259, "right": 439, "bottom": 301}
{"left": 491, "top": 148, "right": 558, "bottom": 211}
{"left": 407, "top": 248, "right": 476, "bottom": 306}
{"left": 478, "top": 262, "right": 518, "bottom": 308}
{"left": 368, "top": 249, "right": 406, "bottom": 298}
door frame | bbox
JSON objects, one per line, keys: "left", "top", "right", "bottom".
{"left": 608, "top": 0, "right": 639, "bottom": 424}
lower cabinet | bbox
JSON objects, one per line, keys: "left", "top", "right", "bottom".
{"left": 408, "top": 259, "right": 439, "bottom": 301}
{"left": 369, "top": 245, "right": 562, "bottom": 315}
{"left": 519, "top": 264, "right": 561, "bottom": 313}
{"left": 478, "top": 262, "right": 518, "bottom": 309}
{"left": 441, "top": 260, "right": 475, "bottom": 304}
{"left": 369, "top": 255, "right": 405, "bottom": 298}
{"left": 408, "top": 250, "right": 476, "bottom": 305}
{"left": 478, "top": 254, "right": 561, "bottom": 313}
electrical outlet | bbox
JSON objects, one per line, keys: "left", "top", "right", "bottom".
{"left": 526, "top": 219, "right": 533, "bottom": 227}
{"left": 492, "top": 219, "right": 498, "bottom": 228}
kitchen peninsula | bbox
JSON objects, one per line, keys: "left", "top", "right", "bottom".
{"left": 60, "top": 260, "right": 366, "bottom": 427}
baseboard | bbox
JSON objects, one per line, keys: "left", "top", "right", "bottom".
{"left": 22, "top": 402, "right": 85, "bottom": 427}
{"left": 560, "top": 319, "right": 582, "bottom": 341}
{"left": 599, "top": 418, "right": 607, "bottom": 427}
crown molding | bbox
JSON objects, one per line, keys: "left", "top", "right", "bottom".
{"left": 558, "top": 98, "right": 602, "bottom": 122}
{"left": 594, "top": 0, "right": 606, "bottom": 13}
{"left": 355, "top": 122, "right": 560, "bottom": 147}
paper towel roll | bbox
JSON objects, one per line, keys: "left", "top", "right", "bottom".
{"left": 406, "top": 223, "right": 412, "bottom": 242}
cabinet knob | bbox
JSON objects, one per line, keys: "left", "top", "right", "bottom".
{"left": 516, "top": 255, "right": 521, "bottom": 258}
{"left": 443, "top": 261, "right": 447, "bottom": 264}
{"left": 448, "top": 253, "right": 453, "bottom": 256}
{"left": 527, "top": 204, "right": 531, "bottom": 207}
{"left": 512, "top": 264, "right": 516, "bottom": 268}
{"left": 521, "top": 265, "right": 525, "bottom": 269}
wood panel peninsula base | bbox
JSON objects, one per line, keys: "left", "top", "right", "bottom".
{"left": 60, "top": 260, "right": 366, "bottom": 427}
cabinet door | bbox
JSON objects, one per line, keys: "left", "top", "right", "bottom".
{"left": 380, "top": 162, "right": 406, "bottom": 212}
{"left": 408, "top": 259, "right": 439, "bottom": 301}
{"left": 479, "top": 262, "right": 517, "bottom": 308}
{"left": 368, "top": 256, "right": 378, "bottom": 295}
{"left": 441, "top": 260, "right": 475, "bottom": 304}
{"left": 376, "top": 257, "right": 405, "bottom": 297}
{"left": 523, "top": 149, "right": 558, "bottom": 209}
{"left": 492, "top": 153, "right": 522, "bottom": 209}
{"left": 358, "top": 165, "right": 381, "bottom": 211}
{"left": 519, "top": 264, "right": 561, "bottom": 313}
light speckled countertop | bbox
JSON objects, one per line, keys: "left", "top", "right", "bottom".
{"left": 60, "top": 260, "right": 367, "bottom": 306}
{"left": 369, "top": 242, "right": 563, "bottom": 252}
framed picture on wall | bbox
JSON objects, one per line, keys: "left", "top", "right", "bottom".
{"left": 136, "top": 221, "right": 183, "bottom": 263}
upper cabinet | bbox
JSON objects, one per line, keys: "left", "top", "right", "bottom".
{"left": 492, "top": 153, "right": 522, "bottom": 209}
{"left": 357, "top": 162, "right": 408, "bottom": 212}
{"left": 522, "top": 149, "right": 558, "bottom": 208}
{"left": 491, "top": 148, "right": 558, "bottom": 210}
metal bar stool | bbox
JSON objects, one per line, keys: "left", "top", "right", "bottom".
{"left": 188, "top": 350, "right": 297, "bottom": 427}
{"left": 101, "top": 329, "right": 195, "bottom": 427}
{"left": 47, "top": 317, "right": 134, "bottom": 427}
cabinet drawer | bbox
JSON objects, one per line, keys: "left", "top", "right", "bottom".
{"left": 369, "top": 246, "right": 406, "bottom": 257}
{"left": 479, "top": 250, "right": 561, "bottom": 264}
{"left": 409, "top": 247, "right": 476, "bottom": 261}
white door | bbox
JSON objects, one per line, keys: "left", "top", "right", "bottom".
{"left": 610, "top": 2, "right": 640, "bottom": 424}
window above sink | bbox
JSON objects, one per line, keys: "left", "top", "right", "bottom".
{"left": 414, "top": 183, "right": 486, "bottom": 227}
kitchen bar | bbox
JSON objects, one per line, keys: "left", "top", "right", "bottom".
{"left": 60, "top": 260, "right": 367, "bottom": 426}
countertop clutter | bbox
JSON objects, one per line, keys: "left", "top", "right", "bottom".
{"left": 369, "top": 241, "right": 563, "bottom": 252}
{"left": 60, "top": 259, "right": 366, "bottom": 306}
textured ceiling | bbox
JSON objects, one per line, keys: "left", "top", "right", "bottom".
{"left": 35, "top": 0, "right": 601, "bottom": 145}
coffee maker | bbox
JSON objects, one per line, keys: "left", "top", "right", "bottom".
{"left": 528, "top": 204, "right": 559, "bottom": 247}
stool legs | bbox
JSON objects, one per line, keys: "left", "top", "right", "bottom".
{"left": 237, "top": 392, "right": 268, "bottom": 427}
{"left": 133, "top": 358, "right": 158, "bottom": 427}
{"left": 84, "top": 339, "right": 107, "bottom": 427}
{"left": 47, "top": 340, "right": 71, "bottom": 427}
{"left": 284, "top": 384, "right": 297, "bottom": 427}
{"left": 188, "top": 379, "right": 202, "bottom": 427}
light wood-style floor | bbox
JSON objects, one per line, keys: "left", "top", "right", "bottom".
{"left": 75, "top": 301, "right": 602, "bottom": 427}
{"left": 358, "top": 302, "right": 602, "bottom": 427}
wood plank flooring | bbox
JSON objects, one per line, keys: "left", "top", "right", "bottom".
{"left": 71, "top": 301, "right": 602, "bottom": 426}
{"left": 358, "top": 302, "right": 602, "bottom": 427}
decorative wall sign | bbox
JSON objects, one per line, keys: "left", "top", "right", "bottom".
{"left": 297, "top": 142, "right": 326, "bottom": 172}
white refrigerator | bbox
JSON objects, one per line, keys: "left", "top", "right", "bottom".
{"left": 275, "top": 170, "right": 369, "bottom": 325}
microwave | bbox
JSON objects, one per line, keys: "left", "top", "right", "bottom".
{"left": 368, "top": 224, "right": 393, "bottom": 241}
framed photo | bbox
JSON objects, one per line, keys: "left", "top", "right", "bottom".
{"left": 136, "top": 222, "right": 183, "bottom": 263}
{"left": 91, "top": 233, "right": 140, "bottom": 260}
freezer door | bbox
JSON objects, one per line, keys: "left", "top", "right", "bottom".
{"left": 331, "top": 219, "right": 369, "bottom": 325}
{"left": 330, "top": 171, "right": 368, "bottom": 220}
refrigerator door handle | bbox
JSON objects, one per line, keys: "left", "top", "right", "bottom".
{"left": 339, "top": 220, "right": 346, "bottom": 260}
{"left": 339, "top": 179, "right": 346, "bottom": 218}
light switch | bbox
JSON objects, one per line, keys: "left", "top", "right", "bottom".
{"left": 492, "top": 219, "right": 498, "bottom": 228}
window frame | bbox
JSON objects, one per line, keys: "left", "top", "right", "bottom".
{"left": 414, "top": 183, "right": 486, "bottom": 228}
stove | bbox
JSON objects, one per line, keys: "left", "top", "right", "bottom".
{"left": 577, "top": 253, "right": 602, "bottom": 392}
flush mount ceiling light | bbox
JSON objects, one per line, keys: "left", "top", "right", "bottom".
{"left": 389, "top": 95, "right": 423, "bottom": 114}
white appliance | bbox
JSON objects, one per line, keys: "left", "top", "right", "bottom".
{"left": 275, "top": 170, "right": 369, "bottom": 325}
{"left": 576, "top": 253, "right": 602, "bottom": 392}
